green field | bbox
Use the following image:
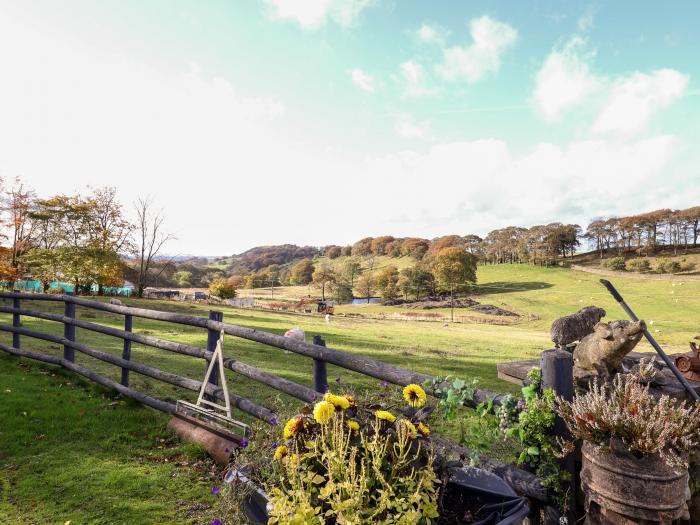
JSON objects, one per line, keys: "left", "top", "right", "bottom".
{"left": 1, "top": 263, "right": 698, "bottom": 523}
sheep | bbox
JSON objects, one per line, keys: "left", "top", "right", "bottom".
{"left": 550, "top": 306, "right": 606, "bottom": 349}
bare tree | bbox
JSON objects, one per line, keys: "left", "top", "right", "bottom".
{"left": 133, "top": 197, "right": 174, "bottom": 297}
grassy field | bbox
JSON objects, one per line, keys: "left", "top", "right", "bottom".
{"left": 1, "top": 263, "right": 698, "bottom": 523}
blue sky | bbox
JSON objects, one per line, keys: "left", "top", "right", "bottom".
{"left": 0, "top": 1, "right": 698, "bottom": 254}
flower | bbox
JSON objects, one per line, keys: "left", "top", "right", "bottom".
{"left": 287, "top": 453, "right": 300, "bottom": 468}
{"left": 398, "top": 419, "right": 417, "bottom": 439}
{"left": 283, "top": 417, "right": 304, "bottom": 440}
{"left": 403, "top": 384, "right": 427, "bottom": 408}
{"left": 212, "top": 520, "right": 221, "bottom": 525}
{"left": 211, "top": 486, "right": 220, "bottom": 495}
{"left": 375, "top": 410, "right": 396, "bottom": 423}
{"left": 417, "top": 422, "right": 431, "bottom": 437}
{"left": 274, "top": 445, "right": 289, "bottom": 461}
{"left": 270, "top": 416, "right": 278, "bottom": 426}
{"left": 335, "top": 376, "right": 342, "bottom": 383}
{"left": 346, "top": 420, "right": 360, "bottom": 433}
{"left": 239, "top": 438, "right": 249, "bottom": 448}
{"left": 313, "top": 400, "right": 336, "bottom": 424}
{"left": 324, "top": 392, "right": 350, "bottom": 410}
{"left": 343, "top": 394, "right": 357, "bottom": 408}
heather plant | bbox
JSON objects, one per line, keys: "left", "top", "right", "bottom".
{"left": 267, "top": 386, "right": 440, "bottom": 524}
{"left": 655, "top": 258, "right": 682, "bottom": 274}
{"left": 603, "top": 257, "right": 626, "bottom": 271}
{"left": 556, "top": 372, "right": 700, "bottom": 469}
{"left": 625, "top": 258, "right": 651, "bottom": 272}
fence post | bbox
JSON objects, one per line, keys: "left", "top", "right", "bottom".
{"left": 540, "top": 348, "right": 576, "bottom": 525}
{"left": 12, "top": 296, "right": 20, "bottom": 349}
{"left": 312, "top": 335, "right": 328, "bottom": 394}
{"left": 205, "top": 310, "right": 224, "bottom": 400}
{"left": 120, "top": 314, "right": 133, "bottom": 387}
{"left": 63, "top": 292, "right": 76, "bottom": 363}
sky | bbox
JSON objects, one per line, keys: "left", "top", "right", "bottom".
{"left": 0, "top": 1, "right": 699, "bottom": 255}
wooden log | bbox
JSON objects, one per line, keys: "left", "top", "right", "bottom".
{"left": 430, "top": 435, "right": 551, "bottom": 504}
{"left": 0, "top": 341, "right": 62, "bottom": 365}
{"left": 63, "top": 293, "right": 76, "bottom": 362}
{"left": 312, "top": 335, "right": 328, "bottom": 394}
{"left": 121, "top": 314, "right": 132, "bottom": 387}
{"left": 223, "top": 358, "right": 318, "bottom": 403}
{"left": 540, "top": 348, "right": 576, "bottom": 524}
{"left": 12, "top": 297, "right": 20, "bottom": 349}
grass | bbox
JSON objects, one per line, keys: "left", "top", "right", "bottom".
{"left": 1, "top": 262, "right": 699, "bottom": 523}
{"left": 0, "top": 358, "right": 221, "bottom": 525}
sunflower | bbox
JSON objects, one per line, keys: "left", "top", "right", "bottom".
{"left": 417, "top": 422, "right": 431, "bottom": 437}
{"left": 403, "top": 384, "right": 427, "bottom": 408}
{"left": 398, "top": 419, "right": 417, "bottom": 439}
{"left": 283, "top": 416, "right": 304, "bottom": 440}
{"left": 324, "top": 392, "right": 350, "bottom": 410}
{"left": 375, "top": 410, "right": 396, "bottom": 423}
{"left": 313, "top": 400, "right": 336, "bottom": 424}
{"left": 346, "top": 420, "right": 360, "bottom": 433}
{"left": 273, "top": 445, "right": 289, "bottom": 461}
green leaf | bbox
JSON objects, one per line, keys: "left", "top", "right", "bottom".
{"left": 527, "top": 446, "right": 540, "bottom": 455}
{"left": 452, "top": 379, "right": 465, "bottom": 390}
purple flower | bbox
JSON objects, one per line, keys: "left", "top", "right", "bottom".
{"left": 517, "top": 399, "right": 527, "bottom": 411}
{"left": 224, "top": 447, "right": 230, "bottom": 453}
{"left": 212, "top": 520, "right": 221, "bottom": 525}
{"left": 335, "top": 376, "right": 341, "bottom": 383}
{"left": 211, "top": 486, "right": 220, "bottom": 496}
{"left": 271, "top": 441, "right": 278, "bottom": 449}
{"left": 270, "top": 416, "right": 278, "bottom": 426}
{"left": 240, "top": 438, "right": 249, "bottom": 448}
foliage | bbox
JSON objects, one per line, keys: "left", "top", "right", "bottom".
{"left": 375, "top": 265, "right": 399, "bottom": 300}
{"left": 625, "top": 257, "right": 651, "bottom": 272}
{"left": 603, "top": 256, "right": 626, "bottom": 271}
{"left": 557, "top": 372, "right": 700, "bottom": 469}
{"left": 423, "top": 376, "right": 478, "bottom": 422}
{"left": 267, "top": 389, "right": 439, "bottom": 524}
{"left": 432, "top": 248, "right": 477, "bottom": 295}
{"left": 290, "top": 258, "right": 315, "bottom": 285}
{"left": 312, "top": 263, "right": 336, "bottom": 300}
{"left": 655, "top": 258, "right": 682, "bottom": 274}
{"left": 326, "top": 246, "right": 342, "bottom": 259}
{"left": 208, "top": 277, "right": 238, "bottom": 299}
{"left": 354, "top": 272, "right": 376, "bottom": 301}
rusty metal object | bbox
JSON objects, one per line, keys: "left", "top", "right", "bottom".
{"left": 675, "top": 338, "right": 700, "bottom": 382}
{"left": 167, "top": 411, "right": 243, "bottom": 465}
{"left": 581, "top": 440, "right": 688, "bottom": 522}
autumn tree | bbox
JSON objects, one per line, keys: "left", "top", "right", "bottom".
{"left": 375, "top": 265, "right": 399, "bottom": 300}
{"left": 209, "top": 277, "right": 237, "bottom": 299}
{"left": 290, "top": 258, "right": 314, "bottom": 285}
{"left": 354, "top": 272, "right": 375, "bottom": 303}
{"left": 433, "top": 247, "right": 477, "bottom": 321}
{"left": 2, "top": 179, "right": 36, "bottom": 279}
{"left": 326, "top": 246, "right": 342, "bottom": 259}
{"left": 312, "top": 263, "right": 336, "bottom": 300}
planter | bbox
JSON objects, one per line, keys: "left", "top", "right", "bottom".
{"left": 229, "top": 466, "right": 528, "bottom": 525}
{"left": 581, "top": 440, "right": 688, "bottom": 523}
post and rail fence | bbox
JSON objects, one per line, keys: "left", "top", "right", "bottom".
{"left": 0, "top": 291, "right": 573, "bottom": 521}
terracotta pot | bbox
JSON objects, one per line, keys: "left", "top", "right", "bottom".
{"left": 581, "top": 440, "right": 688, "bottom": 523}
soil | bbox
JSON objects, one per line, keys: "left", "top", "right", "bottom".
{"left": 470, "top": 305, "right": 519, "bottom": 317}
{"left": 384, "top": 296, "right": 519, "bottom": 317}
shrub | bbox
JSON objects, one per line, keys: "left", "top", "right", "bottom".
{"left": 680, "top": 260, "right": 696, "bottom": 272}
{"left": 47, "top": 286, "right": 65, "bottom": 294}
{"left": 208, "top": 277, "right": 237, "bottom": 299}
{"left": 603, "top": 257, "right": 626, "bottom": 271}
{"left": 625, "top": 258, "right": 651, "bottom": 272}
{"left": 267, "top": 388, "right": 439, "bottom": 524}
{"left": 655, "top": 258, "right": 682, "bottom": 274}
{"left": 557, "top": 370, "right": 700, "bottom": 469}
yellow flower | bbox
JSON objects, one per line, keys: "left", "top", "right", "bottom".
{"left": 313, "top": 400, "right": 336, "bottom": 424}
{"left": 417, "top": 422, "right": 431, "bottom": 437}
{"left": 287, "top": 453, "right": 300, "bottom": 468}
{"left": 343, "top": 394, "right": 357, "bottom": 408}
{"left": 375, "top": 410, "right": 396, "bottom": 423}
{"left": 398, "top": 419, "right": 417, "bottom": 439}
{"left": 403, "top": 384, "right": 427, "bottom": 408}
{"left": 324, "top": 392, "right": 350, "bottom": 410}
{"left": 283, "top": 417, "right": 304, "bottom": 440}
{"left": 274, "top": 445, "right": 289, "bottom": 461}
{"left": 346, "top": 420, "right": 360, "bottom": 433}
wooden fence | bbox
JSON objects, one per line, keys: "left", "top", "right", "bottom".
{"left": 0, "top": 291, "right": 572, "bottom": 521}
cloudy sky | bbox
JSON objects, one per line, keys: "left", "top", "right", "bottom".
{"left": 1, "top": 1, "right": 698, "bottom": 255}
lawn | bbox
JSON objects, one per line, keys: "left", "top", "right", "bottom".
{"left": 0, "top": 263, "right": 698, "bottom": 523}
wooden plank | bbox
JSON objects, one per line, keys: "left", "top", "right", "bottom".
{"left": 497, "top": 359, "right": 539, "bottom": 384}
{"left": 63, "top": 293, "right": 76, "bottom": 362}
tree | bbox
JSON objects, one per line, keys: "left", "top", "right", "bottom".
{"left": 375, "top": 265, "right": 399, "bottom": 300}
{"left": 172, "top": 270, "right": 193, "bottom": 287}
{"left": 326, "top": 246, "right": 342, "bottom": 259}
{"left": 132, "top": 197, "right": 174, "bottom": 297}
{"left": 355, "top": 272, "right": 375, "bottom": 303}
{"left": 312, "top": 263, "right": 336, "bottom": 300}
{"left": 209, "top": 277, "right": 237, "bottom": 299}
{"left": 351, "top": 237, "right": 373, "bottom": 256}
{"left": 3, "top": 179, "right": 36, "bottom": 275}
{"left": 433, "top": 247, "right": 477, "bottom": 321}
{"left": 290, "top": 258, "right": 314, "bottom": 285}
{"left": 340, "top": 258, "right": 362, "bottom": 290}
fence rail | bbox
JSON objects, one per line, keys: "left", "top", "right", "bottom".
{"left": 0, "top": 291, "right": 555, "bottom": 509}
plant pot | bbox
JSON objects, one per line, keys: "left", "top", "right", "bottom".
{"left": 581, "top": 440, "right": 688, "bottom": 523}
{"left": 228, "top": 466, "right": 529, "bottom": 525}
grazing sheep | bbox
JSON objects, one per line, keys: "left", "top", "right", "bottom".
{"left": 109, "top": 298, "right": 123, "bottom": 306}
{"left": 550, "top": 306, "right": 606, "bottom": 348}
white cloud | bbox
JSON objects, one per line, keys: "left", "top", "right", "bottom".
{"left": 394, "top": 113, "right": 432, "bottom": 140}
{"left": 591, "top": 69, "right": 689, "bottom": 135}
{"left": 351, "top": 68, "right": 376, "bottom": 93}
{"left": 436, "top": 16, "right": 517, "bottom": 84}
{"left": 414, "top": 23, "right": 449, "bottom": 46}
{"left": 533, "top": 36, "right": 602, "bottom": 121}
{"left": 264, "top": 0, "right": 374, "bottom": 30}
{"left": 399, "top": 60, "right": 435, "bottom": 97}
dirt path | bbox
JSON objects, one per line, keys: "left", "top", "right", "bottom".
{"left": 570, "top": 264, "right": 700, "bottom": 281}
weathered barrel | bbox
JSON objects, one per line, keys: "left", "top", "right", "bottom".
{"left": 581, "top": 440, "right": 688, "bottom": 522}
